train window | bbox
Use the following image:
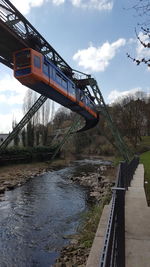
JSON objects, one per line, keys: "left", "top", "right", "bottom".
{"left": 52, "top": 68, "right": 55, "bottom": 78}
{"left": 78, "top": 89, "right": 83, "bottom": 101}
{"left": 84, "top": 96, "right": 88, "bottom": 105}
{"left": 34, "top": 56, "right": 41, "bottom": 68}
{"left": 76, "top": 89, "right": 82, "bottom": 101}
{"left": 90, "top": 100, "right": 94, "bottom": 109}
{"left": 86, "top": 97, "right": 91, "bottom": 107}
{"left": 43, "top": 63, "right": 49, "bottom": 76}
{"left": 56, "top": 73, "right": 61, "bottom": 84}
{"left": 62, "top": 78, "right": 67, "bottom": 89}
{"left": 80, "top": 92, "right": 84, "bottom": 101}
{"left": 68, "top": 83, "right": 76, "bottom": 96}
{"left": 82, "top": 95, "right": 87, "bottom": 105}
{"left": 72, "top": 84, "right": 75, "bottom": 95}
{"left": 49, "top": 66, "right": 52, "bottom": 77}
{"left": 15, "top": 50, "right": 31, "bottom": 68}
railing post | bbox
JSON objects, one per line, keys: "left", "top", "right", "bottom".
{"left": 99, "top": 157, "right": 139, "bottom": 267}
{"left": 113, "top": 187, "right": 126, "bottom": 267}
{"left": 120, "top": 161, "right": 128, "bottom": 189}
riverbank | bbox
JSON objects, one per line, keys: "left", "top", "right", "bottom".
{"left": 54, "top": 162, "right": 116, "bottom": 267}
{"left": 0, "top": 157, "right": 116, "bottom": 266}
{"left": 0, "top": 156, "right": 114, "bottom": 195}
{"left": 0, "top": 158, "right": 71, "bottom": 194}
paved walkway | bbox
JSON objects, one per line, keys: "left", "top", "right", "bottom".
{"left": 86, "top": 164, "right": 150, "bottom": 267}
{"left": 86, "top": 204, "right": 110, "bottom": 267}
{"left": 125, "top": 164, "right": 150, "bottom": 267}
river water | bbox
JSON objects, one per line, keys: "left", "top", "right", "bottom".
{"left": 0, "top": 159, "right": 110, "bottom": 267}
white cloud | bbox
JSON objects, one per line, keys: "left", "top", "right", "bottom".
{"left": 52, "top": 0, "right": 65, "bottom": 5}
{"left": 0, "top": 74, "right": 27, "bottom": 105}
{"left": 127, "top": 38, "right": 136, "bottom": 45}
{"left": 11, "top": 0, "right": 46, "bottom": 15}
{"left": 0, "top": 93, "right": 25, "bottom": 105}
{"left": 0, "top": 74, "right": 27, "bottom": 133}
{"left": 107, "top": 87, "right": 145, "bottom": 104}
{"left": 71, "top": 0, "right": 113, "bottom": 10}
{"left": 73, "top": 38, "right": 126, "bottom": 72}
{"left": 0, "top": 109, "right": 23, "bottom": 133}
{"left": 10, "top": 0, "right": 113, "bottom": 14}
{"left": 136, "top": 31, "right": 150, "bottom": 59}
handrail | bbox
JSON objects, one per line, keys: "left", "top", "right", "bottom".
{"left": 99, "top": 156, "right": 139, "bottom": 267}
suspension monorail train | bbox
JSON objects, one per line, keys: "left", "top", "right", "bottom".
{"left": 13, "top": 48, "right": 99, "bottom": 131}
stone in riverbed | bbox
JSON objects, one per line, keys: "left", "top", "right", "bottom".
{"left": 3, "top": 181, "right": 10, "bottom": 185}
{"left": 90, "top": 191, "right": 100, "bottom": 197}
{"left": 54, "top": 263, "right": 64, "bottom": 267}
{"left": 65, "top": 261, "right": 72, "bottom": 267}
{"left": 0, "top": 187, "right": 5, "bottom": 194}
{"left": 7, "top": 185, "right": 15, "bottom": 190}
{"left": 70, "top": 239, "right": 78, "bottom": 245}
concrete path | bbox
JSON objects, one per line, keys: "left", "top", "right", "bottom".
{"left": 125, "top": 164, "right": 150, "bottom": 267}
{"left": 86, "top": 204, "right": 110, "bottom": 267}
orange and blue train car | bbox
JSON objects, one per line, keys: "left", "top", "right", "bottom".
{"left": 13, "top": 48, "right": 99, "bottom": 131}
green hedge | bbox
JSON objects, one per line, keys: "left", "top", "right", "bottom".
{"left": 0, "top": 145, "right": 59, "bottom": 166}
{"left": 140, "top": 151, "right": 150, "bottom": 205}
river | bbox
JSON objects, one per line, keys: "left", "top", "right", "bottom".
{"left": 0, "top": 159, "right": 110, "bottom": 267}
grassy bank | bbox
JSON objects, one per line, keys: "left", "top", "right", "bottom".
{"left": 140, "top": 151, "right": 150, "bottom": 204}
{"left": 134, "top": 136, "right": 150, "bottom": 154}
{"left": 78, "top": 194, "right": 111, "bottom": 249}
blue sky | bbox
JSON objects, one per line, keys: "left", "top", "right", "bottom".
{"left": 0, "top": 0, "right": 150, "bottom": 132}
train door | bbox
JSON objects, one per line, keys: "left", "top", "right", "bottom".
{"left": 42, "top": 57, "right": 50, "bottom": 84}
{"left": 76, "top": 88, "right": 83, "bottom": 103}
{"left": 32, "top": 50, "right": 43, "bottom": 79}
{"left": 76, "top": 88, "right": 80, "bottom": 103}
{"left": 68, "top": 82, "right": 76, "bottom": 102}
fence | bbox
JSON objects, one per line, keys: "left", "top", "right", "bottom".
{"left": 99, "top": 156, "right": 139, "bottom": 267}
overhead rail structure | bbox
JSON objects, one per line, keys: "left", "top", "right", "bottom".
{"left": 88, "top": 78, "right": 131, "bottom": 161}
{"left": 0, "top": 95, "right": 47, "bottom": 150}
{"left": 0, "top": 0, "right": 72, "bottom": 73}
{"left": 0, "top": 0, "right": 131, "bottom": 162}
{"left": 50, "top": 115, "right": 82, "bottom": 161}
{"left": 71, "top": 76, "right": 131, "bottom": 161}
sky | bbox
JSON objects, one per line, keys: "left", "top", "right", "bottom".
{"left": 0, "top": 0, "right": 150, "bottom": 133}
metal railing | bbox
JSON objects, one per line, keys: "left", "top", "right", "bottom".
{"left": 100, "top": 156, "right": 139, "bottom": 267}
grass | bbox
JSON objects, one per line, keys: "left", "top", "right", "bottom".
{"left": 79, "top": 204, "right": 103, "bottom": 248}
{"left": 135, "top": 136, "right": 150, "bottom": 154}
{"left": 113, "top": 156, "right": 123, "bottom": 166}
{"left": 140, "top": 151, "right": 150, "bottom": 205}
{"left": 78, "top": 194, "right": 111, "bottom": 248}
{"left": 114, "top": 148, "right": 150, "bottom": 204}
{"left": 141, "top": 136, "right": 150, "bottom": 147}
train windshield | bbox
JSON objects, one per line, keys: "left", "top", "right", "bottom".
{"left": 15, "top": 50, "right": 31, "bottom": 68}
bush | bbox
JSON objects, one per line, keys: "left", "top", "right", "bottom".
{"left": 100, "top": 144, "right": 115, "bottom": 156}
{"left": 140, "top": 151, "right": 150, "bottom": 205}
{"left": 0, "top": 146, "right": 58, "bottom": 166}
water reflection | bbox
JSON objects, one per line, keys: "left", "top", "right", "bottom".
{"left": 0, "top": 159, "right": 110, "bottom": 267}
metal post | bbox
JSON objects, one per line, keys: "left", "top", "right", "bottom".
{"left": 120, "top": 161, "right": 128, "bottom": 189}
{"left": 115, "top": 188, "right": 125, "bottom": 267}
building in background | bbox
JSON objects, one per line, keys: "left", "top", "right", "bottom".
{"left": 0, "top": 133, "right": 14, "bottom": 147}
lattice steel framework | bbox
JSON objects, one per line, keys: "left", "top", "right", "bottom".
{"left": 0, "top": 95, "right": 47, "bottom": 150}
{"left": 0, "top": 0, "right": 72, "bottom": 73}
{"left": 89, "top": 78, "right": 131, "bottom": 161}
{"left": 0, "top": 1, "right": 131, "bottom": 161}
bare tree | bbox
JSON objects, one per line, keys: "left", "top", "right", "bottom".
{"left": 111, "top": 93, "right": 148, "bottom": 148}
{"left": 22, "top": 89, "right": 53, "bottom": 146}
{"left": 12, "top": 118, "right": 19, "bottom": 146}
{"left": 127, "top": 0, "right": 150, "bottom": 66}
{"left": 132, "top": 0, "right": 150, "bottom": 18}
